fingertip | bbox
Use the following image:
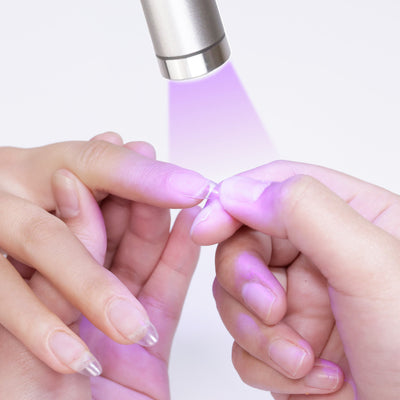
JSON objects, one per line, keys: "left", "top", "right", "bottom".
{"left": 241, "top": 281, "right": 287, "bottom": 326}
{"left": 124, "top": 141, "right": 157, "bottom": 160}
{"left": 90, "top": 132, "right": 124, "bottom": 146}
{"left": 220, "top": 176, "right": 271, "bottom": 208}
{"left": 304, "top": 359, "right": 344, "bottom": 393}
{"left": 268, "top": 337, "right": 315, "bottom": 380}
{"left": 47, "top": 329, "right": 102, "bottom": 376}
{"left": 190, "top": 200, "right": 242, "bottom": 245}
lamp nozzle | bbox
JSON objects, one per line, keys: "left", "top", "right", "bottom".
{"left": 141, "top": 0, "right": 231, "bottom": 81}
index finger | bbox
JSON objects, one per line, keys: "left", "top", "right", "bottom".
{"left": 17, "top": 140, "right": 215, "bottom": 209}
{"left": 191, "top": 160, "right": 397, "bottom": 245}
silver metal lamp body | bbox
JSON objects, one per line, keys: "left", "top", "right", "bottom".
{"left": 141, "top": 0, "right": 231, "bottom": 81}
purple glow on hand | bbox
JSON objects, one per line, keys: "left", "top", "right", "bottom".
{"left": 169, "top": 62, "right": 277, "bottom": 182}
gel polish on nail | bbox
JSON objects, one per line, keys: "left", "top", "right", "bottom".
{"left": 48, "top": 330, "right": 102, "bottom": 377}
{"left": 137, "top": 322, "right": 159, "bottom": 347}
{"left": 168, "top": 172, "right": 216, "bottom": 200}
{"left": 107, "top": 298, "right": 158, "bottom": 345}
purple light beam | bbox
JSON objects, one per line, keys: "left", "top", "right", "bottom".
{"left": 169, "top": 62, "right": 277, "bottom": 182}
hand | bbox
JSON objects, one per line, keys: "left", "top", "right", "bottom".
{"left": 191, "top": 161, "right": 400, "bottom": 400}
{"left": 0, "top": 133, "right": 212, "bottom": 375}
{"left": 0, "top": 165, "right": 200, "bottom": 399}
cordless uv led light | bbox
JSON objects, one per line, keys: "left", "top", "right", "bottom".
{"left": 141, "top": 0, "right": 231, "bottom": 81}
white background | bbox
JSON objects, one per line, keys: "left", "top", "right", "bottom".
{"left": 1, "top": 1, "right": 399, "bottom": 399}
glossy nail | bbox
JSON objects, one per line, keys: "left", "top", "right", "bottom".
{"left": 304, "top": 362, "right": 340, "bottom": 390}
{"left": 242, "top": 282, "right": 276, "bottom": 322}
{"left": 221, "top": 176, "right": 271, "bottom": 203}
{"left": 48, "top": 330, "right": 102, "bottom": 377}
{"left": 136, "top": 322, "right": 159, "bottom": 347}
{"left": 268, "top": 339, "right": 307, "bottom": 377}
{"left": 107, "top": 298, "right": 158, "bottom": 345}
{"left": 168, "top": 172, "right": 216, "bottom": 200}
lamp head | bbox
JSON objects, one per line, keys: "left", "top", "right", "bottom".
{"left": 141, "top": 0, "right": 231, "bottom": 81}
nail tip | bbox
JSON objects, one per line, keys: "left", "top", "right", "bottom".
{"left": 78, "top": 358, "right": 103, "bottom": 377}
{"left": 190, "top": 180, "right": 219, "bottom": 201}
{"left": 137, "top": 322, "right": 159, "bottom": 347}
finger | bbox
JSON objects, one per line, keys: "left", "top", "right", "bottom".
{"left": 89, "top": 133, "right": 129, "bottom": 268}
{"left": 44, "top": 167, "right": 109, "bottom": 324}
{"left": 0, "top": 254, "right": 101, "bottom": 376}
{"left": 191, "top": 197, "right": 241, "bottom": 245}
{"left": 269, "top": 237, "right": 299, "bottom": 267}
{"left": 87, "top": 208, "right": 201, "bottom": 389}
{"left": 90, "top": 131, "right": 124, "bottom": 146}
{"left": 232, "top": 342, "right": 344, "bottom": 395}
{"left": 18, "top": 140, "right": 215, "bottom": 209}
{"left": 191, "top": 160, "right": 399, "bottom": 244}
{"left": 101, "top": 196, "right": 131, "bottom": 269}
{"left": 216, "top": 227, "right": 287, "bottom": 325}
{"left": 0, "top": 191, "right": 153, "bottom": 347}
{"left": 52, "top": 169, "right": 107, "bottom": 264}
{"left": 213, "top": 279, "right": 314, "bottom": 379}
{"left": 282, "top": 254, "right": 335, "bottom": 358}
{"left": 218, "top": 174, "right": 400, "bottom": 395}
{"left": 101, "top": 140, "right": 158, "bottom": 268}
{"left": 218, "top": 175, "right": 400, "bottom": 295}
{"left": 124, "top": 140, "right": 157, "bottom": 159}
{"left": 217, "top": 224, "right": 336, "bottom": 370}
{"left": 6, "top": 256, "right": 35, "bottom": 279}
{"left": 9, "top": 161, "right": 108, "bottom": 278}
{"left": 0, "top": 167, "right": 111, "bottom": 377}
{"left": 110, "top": 202, "right": 171, "bottom": 295}
{"left": 138, "top": 207, "right": 201, "bottom": 358}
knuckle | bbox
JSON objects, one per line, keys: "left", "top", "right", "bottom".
{"left": 131, "top": 141, "right": 156, "bottom": 158}
{"left": 269, "top": 159, "right": 287, "bottom": 169}
{"left": 91, "top": 131, "right": 123, "bottom": 144}
{"left": 19, "top": 212, "right": 66, "bottom": 257}
{"left": 215, "top": 228, "right": 263, "bottom": 279}
{"left": 280, "top": 175, "right": 318, "bottom": 219}
{"left": 77, "top": 140, "right": 113, "bottom": 171}
{"left": 102, "top": 131, "right": 122, "bottom": 141}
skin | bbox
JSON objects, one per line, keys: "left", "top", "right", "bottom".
{"left": 0, "top": 159, "right": 201, "bottom": 399}
{"left": 0, "top": 133, "right": 211, "bottom": 374}
{"left": 191, "top": 161, "right": 400, "bottom": 400}
{"left": 3, "top": 154, "right": 400, "bottom": 399}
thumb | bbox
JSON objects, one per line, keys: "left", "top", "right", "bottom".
{"left": 52, "top": 169, "right": 107, "bottom": 265}
{"left": 219, "top": 175, "right": 400, "bottom": 296}
{"left": 219, "top": 175, "right": 400, "bottom": 398}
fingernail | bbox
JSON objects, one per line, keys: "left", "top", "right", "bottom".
{"left": 53, "top": 171, "right": 79, "bottom": 219}
{"left": 268, "top": 339, "right": 307, "bottom": 377}
{"left": 107, "top": 298, "right": 158, "bottom": 346}
{"left": 168, "top": 172, "right": 217, "bottom": 200}
{"left": 48, "top": 330, "right": 102, "bottom": 377}
{"left": 221, "top": 176, "right": 270, "bottom": 203}
{"left": 242, "top": 282, "right": 276, "bottom": 322}
{"left": 190, "top": 204, "right": 213, "bottom": 233}
{"left": 136, "top": 322, "right": 159, "bottom": 347}
{"left": 304, "top": 363, "right": 340, "bottom": 390}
